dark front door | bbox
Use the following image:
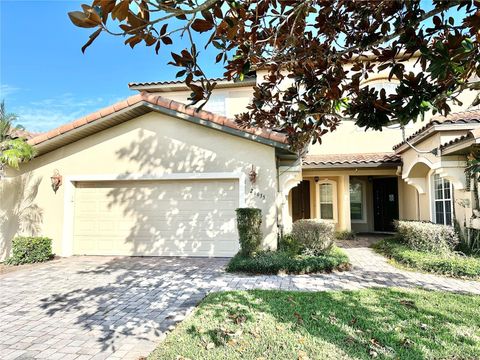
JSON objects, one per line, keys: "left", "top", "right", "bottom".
{"left": 373, "top": 177, "right": 399, "bottom": 232}
{"left": 291, "top": 180, "right": 311, "bottom": 222}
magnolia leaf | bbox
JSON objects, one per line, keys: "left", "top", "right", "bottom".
{"left": 81, "top": 28, "right": 102, "bottom": 53}
{"left": 68, "top": 11, "right": 98, "bottom": 28}
{"left": 472, "top": 93, "right": 480, "bottom": 107}
{"left": 191, "top": 19, "right": 214, "bottom": 33}
{"left": 111, "top": 0, "right": 130, "bottom": 21}
{"left": 162, "top": 36, "right": 173, "bottom": 45}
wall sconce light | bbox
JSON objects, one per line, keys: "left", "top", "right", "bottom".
{"left": 50, "top": 169, "right": 62, "bottom": 194}
{"left": 314, "top": 176, "right": 319, "bottom": 183}
{"left": 248, "top": 165, "right": 257, "bottom": 184}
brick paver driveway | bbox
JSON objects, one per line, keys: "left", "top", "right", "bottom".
{"left": 0, "top": 256, "right": 229, "bottom": 360}
{"left": 1, "top": 237, "right": 479, "bottom": 360}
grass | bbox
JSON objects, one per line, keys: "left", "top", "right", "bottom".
{"left": 149, "top": 288, "right": 480, "bottom": 360}
{"left": 373, "top": 238, "right": 480, "bottom": 279}
{"left": 226, "top": 246, "right": 350, "bottom": 274}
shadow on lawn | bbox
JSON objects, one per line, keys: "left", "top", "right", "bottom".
{"left": 35, "top": 253, "right": 478, "bottom": 356}
{"left": 38, "top": 257, "right": 228, "bottom": 352}
{"left": 190, "top": 289, "right": 479, "bottom": 360}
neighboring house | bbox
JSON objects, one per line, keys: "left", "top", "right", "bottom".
{"left": 0, "top": 61, "right": 479, "bottom": 260}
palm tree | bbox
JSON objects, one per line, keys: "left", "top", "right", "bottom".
{"left": 0, "top": 101, "right": 36, "bottom": 177}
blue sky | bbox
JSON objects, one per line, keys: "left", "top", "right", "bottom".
{"left": 0, "top": 1, "right": 465, "bottom": 133}
{"left": 0, "top": 0, "right": 223, "bottom": 132}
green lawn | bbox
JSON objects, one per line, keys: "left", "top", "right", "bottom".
{"left": 373, "top": 238, "right": 480, "bottom": 279}
{"left": 149, "top": 289, "right": 480, "bottom": 360}
{"left": 226, "top": 246, "right": 350, "bottom": 274}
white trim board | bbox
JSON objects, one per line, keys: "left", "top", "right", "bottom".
{"left": 62, "top": 171, "right": 246, "bottom": 256}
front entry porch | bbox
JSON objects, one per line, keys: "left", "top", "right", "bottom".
{"left": 289, "top": 167, "right": 409, "bottom": 233}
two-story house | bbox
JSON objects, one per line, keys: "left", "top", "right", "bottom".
{"left": 1, "top": 58, "right": 479, "bottom": 259}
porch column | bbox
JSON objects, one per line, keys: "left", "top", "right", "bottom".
{"left": 278, "top": 165, "right": 302, "bottom": 234}
{"left": 338, "top": 175, "right": 351, "bottom": 231}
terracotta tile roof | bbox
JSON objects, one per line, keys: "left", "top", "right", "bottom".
{"left": 432, "top": 109, "right": 480, "bottom": 122}
{"left": 392, "top": 109, "right": 480, "bottom": 151}
{"left": 128, "top": 77, "right": 229, "bottom": 88}
{"left": 439, "top": 134, "right": 472, "bottom": 149}
{"left": 303, "top": 152, "right": 401, "bottom": 167}
{"left": 8, "top": 128, "right": 38, "bottom": 140}
{"left": 128, "top": 75, "right": 256, "bottom": 89}
{"left": 28, "top": 92, "right": 288, "bottom": 147}
{"left": 440, "top": 128, "right": 480, "bottom": 150}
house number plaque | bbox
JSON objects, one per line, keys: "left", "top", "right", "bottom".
{"left": 250, "top": 188, "right": 266, "bottom": 200}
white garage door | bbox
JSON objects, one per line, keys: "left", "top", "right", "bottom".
{"left": 73, "top": 179, "right": 239, "bottom": 257}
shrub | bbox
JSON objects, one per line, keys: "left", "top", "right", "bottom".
{"left": 335, "top": 230, "right": 356, "bottom": 240}
{"left": 459, "top": 227, "right": 480, "bottom": 255}
{"left": 395, "top": 220, "right": 459, "bottom": 254}
{"left": 236, "top": 208, "right": 262, "bottom": 256}
{"left": 373, "top": 238, "right": 480, "bottom": 279}
{"left": 291, "top": 219, "right": 335, "bottom": 255}
{"left": 226, "top": 246, "right": 350, "bottom": 274}
{"left": 278, "top": 233, "right": 302, "bottom": 255}
{"left": 6, "top": 236, "right": 53, "bottom": 265}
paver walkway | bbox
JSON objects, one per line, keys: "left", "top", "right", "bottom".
{"left": 1, "top": 237, "right": 479, "bottom": 360}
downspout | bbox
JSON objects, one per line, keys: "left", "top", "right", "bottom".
{"left": 416, "top": 188, "right": 421, "bottom": 220}
{"left": 401, "top": 125, "right": 437, "bottom": 155}
{"left": 275, "top": 155, "right": 282, "bottom": 248}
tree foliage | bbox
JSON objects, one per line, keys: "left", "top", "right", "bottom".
{"left": 0, "top": 101, "right": 36, "bottom": 176}
{"left": 69, "top": 0, "right": 480, "bottom": 148}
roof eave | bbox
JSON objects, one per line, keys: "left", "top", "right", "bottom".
{"left": 31, "top": 103, "right": 150, "bottom": 156}
{"left": 302, "top": 162, "right": 401, "bottom": 169}
{"left": 394, "top": 123, "right": 480, "bottom": 153}
{"left": 30, "top": 100, "right": 291, "bottom": 157}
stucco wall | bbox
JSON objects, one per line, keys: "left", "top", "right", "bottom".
{"left": 148, "top": 87, "right": 253, "bottom": 119}
{"left": 303, "top": 73, "right": 479, "bottom": 156}
{"left": 1, "top": 111, "right": 279, "bottom": 259}
{"left": 400, "top": 137, "right": 471, "bottom": 228}
{"left": 400, "top": 179, "right": 420, "bottom": 221}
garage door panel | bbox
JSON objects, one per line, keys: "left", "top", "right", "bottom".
{"left": 73, "top": 179, "right": 239, "bottom": 256}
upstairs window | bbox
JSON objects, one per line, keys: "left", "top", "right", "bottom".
{"left": 202, "top": 94, "right": 226, "bottom": 116}
{"left": 367, "top": 80, "right": 398, "bottom": 96}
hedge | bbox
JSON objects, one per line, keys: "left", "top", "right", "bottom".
{"left": 6, "top": 236, "right": 53, "bottom": 265}
{"left": 226, "top": 246, "right": 350, "bottom": 275}
{"left": 291, "top": 219, "right": 335, "bottom": 255}
{"left": 373, "top": 238, "right": 480, "bottom": 279}
{"left": 236, "top": 208, "right": 262, "bottom": 256}
{"left": 395, "top": 220, "right": 459, "bottom": 254}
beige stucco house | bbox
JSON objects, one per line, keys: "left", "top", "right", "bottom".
{"left": 1, "top": 64, "right": 479, "bottom": 260}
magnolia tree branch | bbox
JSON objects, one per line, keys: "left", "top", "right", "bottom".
{"left": 69, "top": 0, "right": 480, "bottom": 148}
{"left": 337, "top": 2, "right": 459, "bottom": 57}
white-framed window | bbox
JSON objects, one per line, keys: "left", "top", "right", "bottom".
{"left": 202, "top": 94, "right": 226, "bottom": 116}
{"left": 432, "top": 173, "right": 453, "bottom": 225}
{"left": 350, "top": 179, "right": 366, "bottom": 223}
{"left": 317, "top": 180, "right": 337, "bottom": 221}
{"left": 367, "top": 80, "right": 398, "bottom": 96}
{"left": 356, "top": 79, "right": 413, "bottom": 131}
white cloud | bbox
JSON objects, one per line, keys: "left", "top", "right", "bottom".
{"left": 0, "top": 84, "right": 20, "bottom": 98}
{"left": 14, "top": 93, "right": 108, "bottom": 132}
